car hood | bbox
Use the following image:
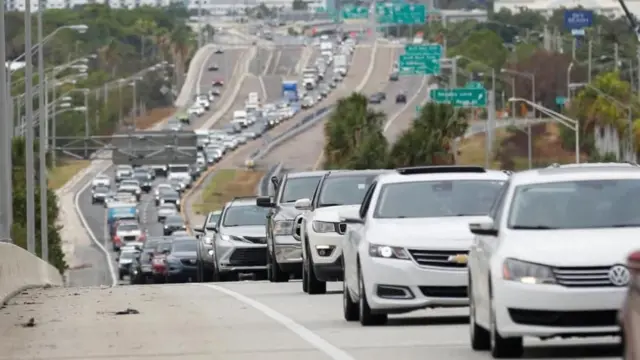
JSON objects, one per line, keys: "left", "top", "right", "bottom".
{"left": 170, "top": 251, "right": 197, "bottom": 258}
{"left": 366, "top": 217, "right": 488, "bottom": 249}
{"left": 500, "top": 228, "right": 640, "bottom": 266}
{"left": 312, "top": 205, "right": 359, "bottom": 222}
{"left": 223, "top": 225, "right": 267, "bottom": 237}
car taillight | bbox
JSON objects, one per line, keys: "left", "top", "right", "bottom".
{"left": 139, "top": 233, "right": 146, "bottom": 242}
{"left": 113, "top": 236, "right": 121, "bottom": 244}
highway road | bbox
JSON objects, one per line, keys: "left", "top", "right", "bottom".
{"left": 263, "top": 44, "right": 304, "bottom": 101}
{"left": 252, "top": 44, "right": 374, "bottom": 172}
{"left": 256, "top": 43, "right": 427, "bottom": 172}
{"left": 0, "top": 281, "right": 620, "bottom": 359}
{"left": 69, "top": 47, "right": 246, "bottom": 287}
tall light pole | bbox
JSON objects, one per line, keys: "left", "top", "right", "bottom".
{"left": 0, "top": 0, "right": 8, "bottom": 240}
{"left": 25, "top": 0, "right": 37, "bottom": 254}
{"left": 37, "top": 0, "right": 48, "bottom": 261}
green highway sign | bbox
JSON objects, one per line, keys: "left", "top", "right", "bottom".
{"left": 465, "top": 81, "right": 484, "bottom": 89}
{"left": 430, "top": 88, "right": 487, "bottom": 107}
{"left": 405, "top": 44, "right": 442, "bottom": 57}
{"left": 375, "top": 2, "right": 426, "bottom": 24}
{"left": 341, "top": 4, "right": 368, "bottom": 19}
{"left": 399, "top": 54, "right": 440, "bottom": 75}
{"left": 555, "top": 96, "right": 567, "bottom": 105}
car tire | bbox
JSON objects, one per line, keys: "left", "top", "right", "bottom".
{"left": 343, "top": 266, "right": 359, "bottom": 322}
{"left": 469, "top": 278, "right": 490, "bottom": 351}
{"left": 304, "top": 241, "right": 326, "bottom": 295}
{"left": 118, "top": 271, "right": 124, "bottom": 281}
{"left": 489, "top": 299, "right": 523, "bottom": 358}
{"left": 268, "top": 250, "right": 289, "bottom": 283}
{"left": 358, "top": 265, "right": 387, "bottom": 326}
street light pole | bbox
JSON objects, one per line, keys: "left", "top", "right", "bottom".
{"left": 0, "top": 0, "right": 9, "bottom": 240}
{"left": 37, "top": 0, "right": 48, "bottom": 261}
{"left": 25, "top": 0, "right": 37, "bottom": 254}
{"left": 84, "top": 90, "right": 89, "bottom": 159}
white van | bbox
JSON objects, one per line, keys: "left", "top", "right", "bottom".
{"left": 232, "top": 110, "right": 248, "bottom": 128}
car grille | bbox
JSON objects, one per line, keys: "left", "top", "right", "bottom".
{"left": 419, "top": 286, "right": 468, "bottom": 298}
{"left": 180, "top": 258, "right": 198, "bottom": 266}
{"left": 552, "top": 266, "right": 619, "bottom": 287}
{"left": 164, "top": 199, "right": 177, "bottom": 204}
{"left": 408, "top": 249, "right": 469, "bottom": 268}
{"left": 229, "top": 248, "right": 267, "bottom": 266}
{"left": 123, "top": 236, "right": 137, "bottom": 242}
{"left": 243, "top": 236, "right": 266, "bottom": 244}
{"left": 508, "top": 308, "right": 618, "bottom": 327}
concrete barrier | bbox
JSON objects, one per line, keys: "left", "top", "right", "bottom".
{"left": 0, "top": 243, "right": 64, "bottom": 305}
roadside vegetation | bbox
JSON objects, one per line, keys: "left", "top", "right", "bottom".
{"left": 324, "top": 7, "right": 640, "bottom": 169}
{"left": 7, "top": 4, "right": 196, "bottom": 272}
{"left": 194, "top": 170, "right": 265, "bottom": 215}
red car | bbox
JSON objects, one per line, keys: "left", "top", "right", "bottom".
{"left": 212, "top": 79, "right": 224, "bottom": 87}
{"left": 621, "top": 250, "right": 640, "bottom": 359}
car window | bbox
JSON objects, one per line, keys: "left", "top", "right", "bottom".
{"left": 120, "top": 251, "right": 135, "bottom": 259}
{"left": 222, "top": 205, "right": 270, "bottom": 226}
{"left": 374, "top": 180, "right": 505, "bottom": 218}
{"left": 507, "top": 179, "right": 640, "bottom": 229}
{"left": 118, "top": 224, "right": 140, "bottom": 231}
{"left": 165, "top": 216, "right": 184, "bottom": 224}
{"left": 316, "top": 174, "right": 378, "bottom": 208}
{"left": 279, "top": 176, "right": 322, "bottom": 203}
{"left": 208, "top": 213, "right": 221, "bottom": 224}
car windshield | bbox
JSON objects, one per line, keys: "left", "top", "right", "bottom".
{"left": 169, "top": 165, "right": 190, "bottom": 173}
{"left": 222, "top": 205, "right": 269, "bottom": 226}
{"left": 208, "top": 213, "right": 221, "bottom": 224}
{"left": 94, "top": 186, "right": 109, "bottom": 193}
{"left": 120, "top": 251, "right": 135, "bottom": 259}
{"left": 118, "top": 224, "right": 140, "bottom": 231}
{"left": 508, "top": 179, "right": 640, "bottom": 229}
{"left": 374, "top": 180, "right": 505, "bottom": 218}
{"left": 317, "top": 174, "right": 379, "bottom": 208}
{"left": 172, "top": 241, "right": 197, "bottom": 252}
{"left": 165, "top": 216, "right": 183, "bottom": 224}
{"left": 156, "top": 242, "right": 172, "bottom": 253}
{"left": 280, "top": 176, "right": 322, "bottom": 203}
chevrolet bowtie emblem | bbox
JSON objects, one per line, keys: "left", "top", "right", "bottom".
{"left": 447, "top": 254, "right": 468, "bottom": 264}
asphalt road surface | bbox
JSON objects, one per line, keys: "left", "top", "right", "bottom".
{"left": 69, "top": 48, "right": 245, "bottom": 287}
{"left": 249, "top": 47, "right": 272, "bottom": 76}
{"left": 262, "top": 44, "right": 304, "bottom": 102}
{"left": 0, "top": 281, "right": 621, "bottom": 360}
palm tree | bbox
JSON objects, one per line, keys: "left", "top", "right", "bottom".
{"left": 169, "top": 25, "right": 194, "bottom": 90}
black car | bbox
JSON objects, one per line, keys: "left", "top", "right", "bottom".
{"left": 214, "top": 48, "right": 224, "bottom": 54}
{"left": 368, "top": 92, "right": 386, "bottom": 104}
{"left": 163, "top": 215, "right": 186, "bottom": 235}
{"left": 396, "top": 93, "right": 407, "bottom": 103}
{"left": 133, "top": 171, "right": 153, "bottom": 192}
{"left": 208, "top": 63, "right": 219, "bottom": 71}
{"left": 159, "top": 190, "right": 181, "bottom": 210}
{"left": 212, "top": 79, "right": 224, "bottom": 87}
{"left": 130, "top": 238, "right": 171, "bottom": 284}
{"left": 389, "top": 72, "right": 399, "bottom": 81}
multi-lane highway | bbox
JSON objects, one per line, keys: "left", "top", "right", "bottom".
{"left": 0, "top": 281, "right": 620, "bottom": 359}
{"left": 69, "top": 47, "right": 246, "bottom": 287}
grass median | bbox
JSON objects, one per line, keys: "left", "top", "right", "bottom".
{"left": 193, "top": 169, "right": 265, "bottom": 215}
{"left": 48, "top": 159, "right": 91, "bottom": 190}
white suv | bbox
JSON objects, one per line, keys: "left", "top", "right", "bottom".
{"left": 467, "top": 163, "right": 639, "bottom": 358}
{"left": 294, "top": 170, "right": 390, "bottom": 294}
{"left": 340, "top": 166, "right": 509, "bottom": 326}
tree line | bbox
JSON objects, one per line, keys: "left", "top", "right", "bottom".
{"left": 6, "top": 4, "right": 196, "bottom": 273}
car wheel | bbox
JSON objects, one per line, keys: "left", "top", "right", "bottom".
{"left": 489, "top": 299, "right": 523, "bottom": 358}
{"left": 270, "top": 249, "right": 289, "bottom": 283}
{"left": 358, "top": 265, "right": 387, "bottom": 326}
{"left": 305, "top": 241, "right": 326, "bottom": 295}
{"left": 343, "top": 266, "right": 359, "bottom": 321}
{"left": 118, "top": 271, "right": 124, "bottom": 281}
{"left": 469, "top": 278, "right": 490, "bottom": 351}
{"left": 301, "top": 248, "right": 309, "bottom": 293}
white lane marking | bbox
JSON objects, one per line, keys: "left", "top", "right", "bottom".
{"left": 383, "top": 75, "right": 428, "bottom": 133}
{"left": 261, "top": 49, "right": 274, "bottom": 76}
{"left": 74, "top": 170, "right": 118, "bottom": 287}
{"left": 203, "top": 284, "right": 356, "bottom": 360}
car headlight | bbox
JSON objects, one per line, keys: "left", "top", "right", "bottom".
{"left": 312, "top": 220, "right": 336, "bottom": 233}
{"left": 176, "top": 200, "right": 180, "bottom": 204}
{"left": 208, "top": 249, "right": 214, "bottom": 256}
{"left": 273, "top": 220, "right": 294, "bottom": 236}
{"left": 368, "top": 244, "right": 409, "bottom": 260}
{"left": 220, "top": 234, "right": 243, "bottom": 242}
{"left": 160, "top": 199, "right": 165, "bottom": 204}
{"left": 135, "top": 189, "right": 140, "bottom": 194}
{"left": 502, "top": 258, "right": 556, "bottom": 285}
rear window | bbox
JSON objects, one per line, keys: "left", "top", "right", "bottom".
{"left": 118, "top": 224, "right": 140, "bottom": 231}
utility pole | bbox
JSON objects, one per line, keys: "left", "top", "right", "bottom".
{"left": 0, "top": 0, "right": 8, "bottom": 240}
{"left": 25, "top": 0, "right": 36, "bottom": 254}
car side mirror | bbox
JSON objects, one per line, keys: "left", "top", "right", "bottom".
{"left": 195, "top": 234, "right": 202, "bottom": 240}
{"left": 115, "top": 257, "right": 120, "bottom": 262}
{"left": 256, "top": 196, "right": 275, "bottom": 208}
{"left": 294, "top": 198, "right": 312, "bottom": 211}
{"left": 469, "top": 217, "right": 498, "bottom": 237}
{"left": 339, "top": 207, "right": 364, "bottom": 225}
{"left": 193, "top": 227, "right": 205, "bottom": 234}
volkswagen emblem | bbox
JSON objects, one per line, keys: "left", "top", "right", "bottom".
{"left": 608, "top": 265, "right": 630, "bottom": 286}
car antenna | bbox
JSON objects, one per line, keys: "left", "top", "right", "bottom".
{"left": 617, "top": 0, "right": 640, "bottom": 41}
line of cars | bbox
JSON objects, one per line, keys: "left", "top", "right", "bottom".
{"left": 186, "top": 47, "right": 226, "bottom": 118}
{"left": 246, "top": 163, "right": 640, "bottom": 358}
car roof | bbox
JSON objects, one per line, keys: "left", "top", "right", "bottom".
{"left": 510, "top": 163, "right": 640, "bottom": 186}
{"left": 376, "top": 166, "right": 510, "bottom": 185}
{"left": 228, "top": 197, "right": 259, "bottom": 207}
{"left": 324, "top": 169, "right": 391, "bottom": 179}
{"left": 287, "top": 170, "right": 328, "bottom": 179}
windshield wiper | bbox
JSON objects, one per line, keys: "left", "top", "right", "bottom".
{"left": 511, "top": 225, "right": 556, "bottom": 230}
{"left": 319, "top": 203, "right": 343, "bottom": 207}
